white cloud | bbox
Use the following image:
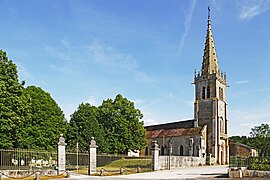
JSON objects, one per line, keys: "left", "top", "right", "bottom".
{"left": 235, "top": 80, "right": 249, "bottom": 85}
{"left": 85, "top": 42, "right": 137, "bottom": 71}
{"left": 17, "top": 62, "right": 32, "bottom": 81}
{"left": 238, "top": 0, "right": 270, "bottom": 20}
{"left": 87, "top": 96, "right": 98, "bottom": 106}
{"left": 178, "top": 0, "right": 197, "bottom": 54}
{"left": 229, "top": 103, "right": 270, "bottom": 136}
{"left": 143, "top": 118, "right": 158, "bottom": 126}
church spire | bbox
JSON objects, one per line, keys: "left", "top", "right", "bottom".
{"left": 201, "top": 7, "right": 220, "bottom": 76}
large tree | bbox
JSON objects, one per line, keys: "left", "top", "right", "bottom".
{"left": 230, "top": 123, "right": 270, "bottom": 157}
{"left": 67, "top": 103, "right": 107, "bottom": 152}
{"left": 99, "top": 94, "right": 146, "bottom": 154}
{"left": 19, "top": 86, "right": 68, "bottom": 150}
{"left": 0, "top": 50, "right": 29, "bottom": 148}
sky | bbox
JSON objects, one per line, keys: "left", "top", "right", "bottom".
{"left": 0, "top": 0, "right": 270, "bottom": 136}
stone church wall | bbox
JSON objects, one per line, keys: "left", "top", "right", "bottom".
{"left": 159, "top": 156, "right": 206, "bottom": 170}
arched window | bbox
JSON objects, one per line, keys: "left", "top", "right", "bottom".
{"left": 202, "top": 86, "right": 206, "bottom": 99}
{"left": 145, "top": 146, "right": 148, "bottom": 156}
{"left": 220, "top": 118, "right": 224, "bottom": 133}
{"left": 180, "top": 145, "right": 184, "bottom": 156}
{"left": 207, "top": 86, "right": 210, "bottom": 98}
{"left": 161, "top": 146, "right": 165, "bottom": 155}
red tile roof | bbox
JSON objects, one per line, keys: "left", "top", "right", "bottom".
{"left": 146, "top": 127, "right": 202, "bottom": 139}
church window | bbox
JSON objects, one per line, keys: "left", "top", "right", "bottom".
{"left": 202, "top": 87, "right": 206, "bottom": 99}
{"left": 207, "top": 86, "right": 210, "bottom": 98}
{"left": 220, "top": 118, "right": 224, "bottom": 134}
{"left": 180, "top": 145, "right": 184, "bottom": 156}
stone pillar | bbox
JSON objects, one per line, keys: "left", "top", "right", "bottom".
{"left": 206, "top": 153, "right": 212, "bottom": 165}
{"left": 151, "top": 140, "right": 160, "bottom": 171}
{"left": 189, "top": 138, "right": 194, "bottom": 156}
{"left": 88, "top": 137, "right": 98, "bottom": 175}
{"left": 57, "top": 134, "right": 66, "bottom": 175}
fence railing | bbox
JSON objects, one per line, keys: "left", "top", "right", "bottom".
{"left": 0, "top": 148, "right": 152, "bottom": 175}
{"left": 230, "top": 156, "right": 270, "bottom": 171}
{"left": 0, "top": 149, "right": 57, "bottom": 171}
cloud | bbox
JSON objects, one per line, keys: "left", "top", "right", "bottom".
{"left": 143, "top": 118, "right": 158, "bottom": 126}
{"left": 235, "top": 80, "right": 249, "bottom": 85}
{"left": 85, "top": 42, "right": 137, "bottom": 71}
{"left": 178, "top": 0, "right": 197, "bottom": 54}
{"left": 17, "top": 62, "right": 32, "bottom": 81}
{"left": 238, "top": 0, "right": 270, "bottom": 20}
{"left": 230, "top": 103, "right": 270, "bottom": 136}
{"left": 85, "top": 42, "right": 154, "bottom": 84}
{"left": 87, "top": 96, "right": 101, "bottom": 106}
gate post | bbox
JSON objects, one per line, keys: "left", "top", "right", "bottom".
{"left": 88, "top": 137, "right": 98, "bottom": 175}
{"left": 151, "top": 140, "right": 160, "bottom": 171}
{"left": 57, "top": 134, "right": 66, "bottom": 175}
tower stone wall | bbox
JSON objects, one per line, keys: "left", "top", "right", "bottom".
{"left": 194, "top": 9, "right": 229, "bottom": 165}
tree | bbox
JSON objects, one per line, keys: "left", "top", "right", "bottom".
{"left": 99, "top": 94, "right": 146, "bottom": 154}
{"left": 0, "top": 50, "right": 29, "bottom": 148}
{"left": 230, "top": 123, "right": 270, "bottom": 157}
{"left": 67, "top": 103, "right": 107, "bottom": 152}
{"left": 19, "top": 86, "right": 68, "bottom": 150}
{"left": 249, "top": 124, "right": 270, "bottom": 157}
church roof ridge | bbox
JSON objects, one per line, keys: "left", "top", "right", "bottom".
{"left": 145, "top": 119, "right": 195, "bottom": 131}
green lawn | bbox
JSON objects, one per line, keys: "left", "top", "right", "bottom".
{"left": 74, "top": 158, "right": 152, "bottom": 176}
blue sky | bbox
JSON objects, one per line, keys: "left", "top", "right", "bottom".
{"left": 1, "top": 0, "right": 270, "bottom": 136}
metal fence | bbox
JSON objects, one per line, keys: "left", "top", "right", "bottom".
{"left": 230, "top": 156, "right": 270, "bottom": 171}
{"left": 0, "top": 148, "right": 152, "bottom": 174}
{"left": 66, "top": 151, "right": 89, "bottom": 170}
{"left": 229, "top": 156, "right": 249, "bottom": 168}
{"left": 0, "top": 149, "right": 57, "bottom": 170}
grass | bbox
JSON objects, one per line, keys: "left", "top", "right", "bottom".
{"left": 73, "top": 157, "right": 152, "bottom": 176}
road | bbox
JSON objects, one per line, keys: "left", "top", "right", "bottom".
{"left": 67, "top": 165, "right": 229, "bottom": 179}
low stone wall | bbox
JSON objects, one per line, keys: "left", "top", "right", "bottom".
{"left": 0, "top": 169, "right": 57, "bottom": 178}
{"left": 243, "top": 169, "right": 270, "bottom": 178}
{"left": 159, "top": 156, "right": 206, "bottom": 170}
{"left": 229, "top": 167, "right": 270, "bottom": 178}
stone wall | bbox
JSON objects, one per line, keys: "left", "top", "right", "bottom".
{"left": 229, "top": 141, "right": 258, "bottom": 157}
{"left": 159, "top": 156, "right": 206, "bottom": 170}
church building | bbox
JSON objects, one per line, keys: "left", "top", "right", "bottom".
{"left": 142, "top": 10, "right": 229, "bottom": 165}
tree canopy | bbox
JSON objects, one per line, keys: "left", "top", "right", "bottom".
{"left": 0, "top": 49, "right": 146, "bottom": 152}
{"left": 99, "top": 94, "right": 146, "bottom": 154}
{"left": 0, "top": 50, "right": 29, "bottom": 148}
{"left": 230, "top": 123, "right": 270, "bottom": 157}
{"left": 67, "top": 94, "right": 147, "bottom": 154}
{"left": 67, "top": 103, "right": 106, "bottom": 152}
{"left": 19, "top": 86, "right": 68, "bottom": 150}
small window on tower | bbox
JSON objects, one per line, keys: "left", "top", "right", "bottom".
{"left": 219, "top": 87, "right": 223, "bottom": 100}
{"left": 207, "top": 86, "right": 210, "bottom": 98}
{"left": 202, "top": 87, "right": 206, "bottom": 99}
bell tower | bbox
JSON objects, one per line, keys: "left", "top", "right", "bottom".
{"left": 194, "top": 8, "right": 229, "bottom": 165}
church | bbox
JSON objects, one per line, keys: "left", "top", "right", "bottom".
{"left": 141, "top": 10, "right": 229, "bottom": 165}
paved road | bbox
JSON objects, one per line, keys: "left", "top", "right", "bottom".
{"left": 67, "top": 165, "right": 229, "bottom": 179}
